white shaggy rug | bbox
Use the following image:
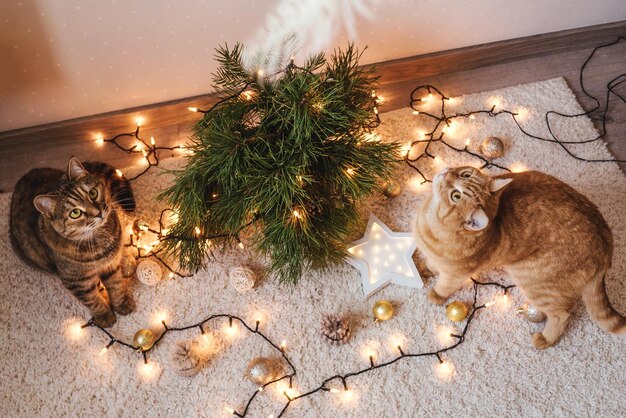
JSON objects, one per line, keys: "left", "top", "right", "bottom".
{"left": 1, "top": 78, "right": 625, "bottom": 417}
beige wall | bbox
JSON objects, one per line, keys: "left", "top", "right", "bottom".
{"left": 1, "top": 0, "right": 624, "bottom": 132}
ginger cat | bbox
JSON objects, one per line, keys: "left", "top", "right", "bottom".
{"left": 413, "top": 166, "right": 625, "bottom": 349}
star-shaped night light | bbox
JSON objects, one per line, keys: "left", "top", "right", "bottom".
{"left": 347, "top": 214, "right": 423, "bottom": 297}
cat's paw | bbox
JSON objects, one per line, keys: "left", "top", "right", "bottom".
{"left": 114, "top": 296, "right": 136, "bottom": 316}
{"left": 427, "top": 288, "right": 448, "bottom": 305}
{"left": 532, "top": 333, "right": 553, "bottom": 350}
{"left": 94, "top": 310, "right": 117, "bottom": 328}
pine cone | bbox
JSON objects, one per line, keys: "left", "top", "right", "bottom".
{"left": 321, "top": 314, "right": 351, "bottom": 345}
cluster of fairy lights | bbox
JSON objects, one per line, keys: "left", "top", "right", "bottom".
{"left": 67, "top": 280, "right": 514, "bottom": 416}
{"left": 402, "top": 37, "right": 626, "bottom": 184}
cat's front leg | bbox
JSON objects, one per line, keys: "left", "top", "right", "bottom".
{"left": 64, "top": 276, "right": 116, "bottom": 327}
{"left": 427, "top": 273, "right": 467, "bottom": 305}
{"left": 100, "top": 266, "right": 135, "bottom": 315}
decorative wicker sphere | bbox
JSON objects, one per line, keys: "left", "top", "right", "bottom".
{"left": 136, "top": 259, "right": 162, "bottom": 286}
{"left": 480, "top": 136, "right": 504, "bottom": 159}
{"left": 446, "top": 301, "right": 468, "bottom": 322}
{"left": 245, "top": 357, "right": 282, "bottom": 385}
{"left": 518, "top": 304, "right": 547, "bottom": 323}
{"left": 133, "top": 328, "right": 156, "bottom": 351}
{"left": 229, "top": 267, "right": 256, "bottom": 293}
{"left": 381, "top": 179, "right": 402, "bottom": 198}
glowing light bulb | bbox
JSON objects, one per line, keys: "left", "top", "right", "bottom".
{"left": 188, "top": 106, "right": 198, "bottom": 112}
{"left": 376, "top": 96, "right": 384, "bottom": 104}
{"left": 154, "top": 311, "right": 168, "bottom": 326}
{"left": 342, "top": 389, "right": 354, "bottom": 402}
{"left": 510, "top": 162, "right": 527, "bottom": 173}
{"left": 150, "top": 136, "right": 155, "bottom": 146}
{"left": 194, "top": 226, "right": 201, "bottom": 236}
{"left": 437, "top": 325, "right": 455, "bottom": 345}
{"left": 280, "top": 340, "right": 287, "bottom": 350}
{"left": 99, "top": 346, "right": 109, "bottom": 356}
{"left": 402, "top": 142, "right": 412, "bottom": 156}
{"left": 67, "top": 321, "right": 85, "bottom": 341}
{"left": 242, "top": 90, "right": 254, "bottom": 101}
{"left": 485, "top": 301, "right": 496, "bottom": 307}
{"left": 465, "top": 138, "right": 471, "bottom": 147}
{"left": 412, "top": 110, "right": 420, "bottom": 115}
{"left": 257, "top": 69, "right": 264, "bottom": 76}
{"left": 135, "top": 117, "right": 144, "bottom": 127}
{"left": 223, "top": 322, "right": 238, "bottom": 338}
{"left": 95, "top": 133, "right": 104, "bottom": 146}
{"left": 237, "top": 241, "right": 244, "bottom": 249}
{"left": 346, "top": 168, "right": 355, "bottom": 176}
{"left": 469, "top": 114, "right": 476, "bottom": 120}
{"left": 168, "top": 272, "right": 174, "bottom": 279}
{"left": 115, "top": 169, "right": 123, "bottom": 177}
{"left": 137, "top": 360, "right": 159, "bottom": 380}
{"left": 292, "top": 209, "right": 301, "bottom": 219}
{"left": 142, "top": 149, "right": 148, "bottom": 157}
{"left": 436, "top": 359, "right": 455, "bottom": 378}
{"left": 224, "top": 407, "right": 235, "bottom": 414}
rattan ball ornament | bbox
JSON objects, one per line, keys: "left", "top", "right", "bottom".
{"left": 479, "top": 136, "right": 505, "bottom": 159}
{"left": 229, "top": 267, "right": 256, "bottom": 293}
{"left": 136, "top": 259, "right": 162, "bottom": 286}
{"left": 245, "top": 357, "right": 283, "bottom": 385}
{"left": 321, "top": 314, "right": 352, "bottom": 345}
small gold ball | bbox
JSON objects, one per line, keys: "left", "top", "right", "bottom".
{"left": 133, "top": 328, "right": 156, "bottom": 351}
{"left": 372, "top": 300, "right": 394, "bottom": 322}
{"left": 382, "top": 179, "right": 402, "bottom": 198}
{"left": 446, "top": 301, "right": 468, "bottom": 322}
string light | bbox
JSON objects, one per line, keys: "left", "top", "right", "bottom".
{"left": 135, "top": 117, "right": 144, "bottom": 127}
{"left": 115, "top": 169, "right": 123, "bottom": 177}
{"left": 188, "top": 106, "right": 199, "bottom": 112}
{"left": 95, "top": 133, "right": 104, "bottom": 146}
{"left": 150, "top": 136, "right": 155, "bottom": 146}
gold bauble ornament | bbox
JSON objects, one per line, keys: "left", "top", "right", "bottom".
{"left": 245, "top": 357, "right": 282, "bottom": 385}
{"left": 381, "top": 179, "right": 402, "bottom": 198}
{"left": 446, "top": 301, "right": 468, "bottom": 322}
{"left": 372, "top": 300, "right": 394, "bottom": 322}
{"left": 133, "top": 328, "right": 156, "bottom": 351}
{"left": 479, "top": 136, "right": 504, "bottom": 159}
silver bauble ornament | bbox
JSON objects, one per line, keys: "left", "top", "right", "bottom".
{"left": 517, "top": 304, "right": 547, "bottom": 323}
{"left": 480, "top": 137, "right": 504, "bottom": 159}
{"left": 245, "top": 357, "right": 282, "bottom": 385}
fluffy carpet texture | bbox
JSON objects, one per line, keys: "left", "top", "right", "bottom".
{"left": 1, "top": 78, "right": 625, "bottom": 417}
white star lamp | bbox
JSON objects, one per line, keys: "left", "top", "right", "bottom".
{"left": 347, "top": 214, "right": 422, "bottom": 297}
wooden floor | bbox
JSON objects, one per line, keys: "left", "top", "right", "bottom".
{"left": 1, "top": 24, "right": 625, "bottom": 192}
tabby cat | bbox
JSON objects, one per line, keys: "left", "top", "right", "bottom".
{"left": 10, "top": 157, "right": 136, "bottom": 327}
{"left": 414, "top": 166, "right": 625, "bottom": 349}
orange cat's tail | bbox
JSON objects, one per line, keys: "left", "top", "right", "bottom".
{"left": 582, "top": 274, "right": 626, "bottom": 335}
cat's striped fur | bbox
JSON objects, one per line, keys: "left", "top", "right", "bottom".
{"left": 10, "top": 157, "right": 136, "bottom": 327}
{"left": 414, "top": 166, "right": 625, "bottom": 349}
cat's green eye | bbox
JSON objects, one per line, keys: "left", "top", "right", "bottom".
{"left": 451, "top": 190, "right": 462, "bottom": 202}
{"left": 461, "top": 171, "right": 471, "bottom": 179}
{"left": 88, "top": 188, "right": 98, "bottom": 200}
{"left": 69, "top": 208, "right": 82, "bottom": 219}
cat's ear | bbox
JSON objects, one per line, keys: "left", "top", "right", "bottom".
{"left": 464, "top": 207, "right": 489, "bottom": 231}
{"left": 33, "top": 195, "right": 59, "bottom": 218}
{"left": 490, "top": 178, "right": 513, "bottom": 193}
{"left": 67, "top": 157, "right": 88, "bottom": 180}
